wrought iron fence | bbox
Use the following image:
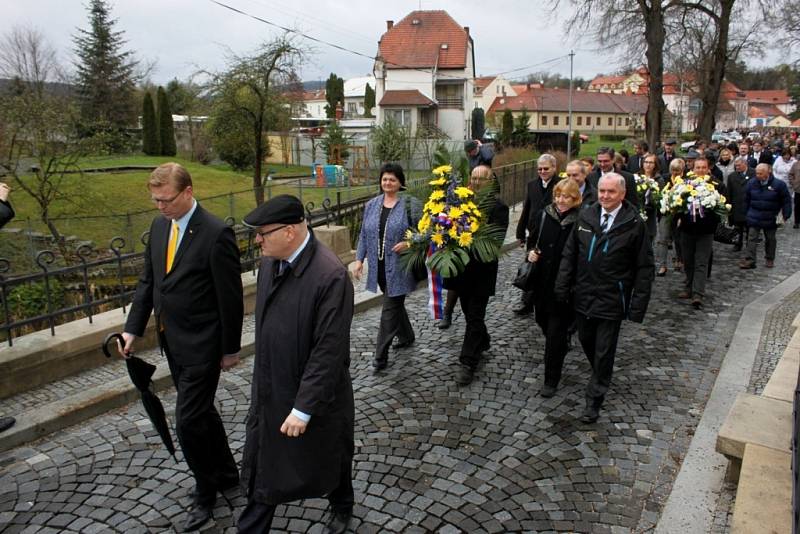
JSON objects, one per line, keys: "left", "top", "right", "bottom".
{"left": 0, "top": 160, "right": 536, "bottom": 346}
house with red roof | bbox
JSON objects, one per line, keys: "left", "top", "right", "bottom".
{"left": 746, "top": 90, "right": 795, "bottom": 116}
{"left": 487, "top": 88, "right": 647, "bottom": 136}
{"left": 373, "top": 10, "right": 475, "bottom": 140}
{"left": 473, "top": 75, "right": 520, "bottom": 111}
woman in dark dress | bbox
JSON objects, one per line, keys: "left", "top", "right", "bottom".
{"left": 354, "top": 163, "right": 421, "bottom": 371}
{"left": 527, "top": 179, "right": 582, "bottom": 397}
{"left": 445, "top": 165, "right": 509, "bottom": 386}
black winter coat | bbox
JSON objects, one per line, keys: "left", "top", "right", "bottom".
{"left": 241, "top": 232, "right": 355, "bottom": 505}
{"left": 516, "top": 177, "right": 557, "bottom": 242}
{"left": 528, "top": 204, "right": 579, "bottom": 305}
{"left": 0, "top": 200, "right": 14, "bottom": 229}
{"left": 726, "top": 171, "right": 750, "bottom": 225}
{"left": 554, "top": 201, "right": 654, "bottom": 323}
{"left": 443, "top": 197, "right": 509, "bottom": 297}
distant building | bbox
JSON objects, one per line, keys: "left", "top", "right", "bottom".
{"left": 343, "top": 76, "right": 376, "bottom": 118}
{"left": 473, "top": 75, "right": 519, "bottom": 111}
{"left": 373, "top": 10, "right": 475, "bottom": 140}
{"left": 488, "top": 88, "right": 646, "bottom": 136}
{"left": 298, "top": 89, "right": 327, "bottom": 120}
{"left": 746, "top": 90, "right": 795, "bottom": 116}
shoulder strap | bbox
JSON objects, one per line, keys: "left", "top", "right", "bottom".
{"left": 534, "top": 210, "right": 547, "bottom": 249}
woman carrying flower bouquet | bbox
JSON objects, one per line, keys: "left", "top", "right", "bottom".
{"left": 354, "top": 163, "right": 421, "bottom": 371}
{"left": 527, "top": 179, "right": 582, "bottom": 398}
{"left": 654, "top": 158, "right": 686, "bottom": 276}
{"left": 638, "top": 154, "right": 664, "bottom": 240}
{"left": 446, "top": 165, "right": 509, "bottom": 386}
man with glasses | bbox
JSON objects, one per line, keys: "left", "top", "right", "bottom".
{"left": 514, "top": 153, "right": 560, "bottom": 315}
{"left": 119, "top": 162, "right": 243, "bottom": 532}
{"left": 238, "top": 195, "right": 355, "bottom": 534}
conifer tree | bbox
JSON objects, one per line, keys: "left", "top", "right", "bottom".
{"left": 141, "top": 91, "right": 160, "bottom": 155}
{"left": 157, "top": 86, "right": 176, "bottom": 156}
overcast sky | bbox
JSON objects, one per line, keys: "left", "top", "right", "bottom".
{"left": 3, "top": 0, "right": 777, "bottom": 86}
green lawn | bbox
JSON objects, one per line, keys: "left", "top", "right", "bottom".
{"left": 4, "top": 155, "right": 379, "bottom": 253}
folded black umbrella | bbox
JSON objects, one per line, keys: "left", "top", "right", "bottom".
{"left": 103, "top": 332, "right": 176, "bottom": 457}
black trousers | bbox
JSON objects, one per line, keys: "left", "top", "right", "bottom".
{"left": 162, "top": 334, "right": 238, "bottom": 507}
{"left": 794, "top": 194, "right": 800, "bottom": 225}
{"left": 237, "top": 444, "right": 354, "bottom": 533}
{"left": 535, "top": 302, "right": 572, "bottom": 388}
{"left": 576, "top": 316, "right": 622, "bottom": 407}
{"left": 681, "top": 233, "right": 714, "bottom": 297}
{"left": 459, "top": 294, "right": 491, "bottom": 369}
{"left": 375, "top": 294, "right": 414, "bottom": 362}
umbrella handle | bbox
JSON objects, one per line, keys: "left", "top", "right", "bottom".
{"left": 102, "top": 332, "right": 126, "bottom": 359}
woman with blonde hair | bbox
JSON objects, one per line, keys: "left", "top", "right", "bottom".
{"left": 527, "top": 178, "right": 582, "bottom": 397}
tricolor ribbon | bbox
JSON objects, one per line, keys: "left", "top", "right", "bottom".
{"left": 425, "top": 244, "right": 444, "bottom": 320}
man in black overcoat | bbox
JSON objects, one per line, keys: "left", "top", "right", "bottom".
{"left": 120, "top": 163, "right": 243, "bottom": 532}
{"left": 555, "top": 174, "right": 654, "bottom": 423}
{"left": 238, "top": 195, "right": 355, "bottom": 534}
{"left": 587, "top": 147, "right": 639, "bottom": 208}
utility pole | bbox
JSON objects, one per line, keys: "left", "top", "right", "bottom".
{"left": 566, "top": 50, "right": 575, "bottom": 157}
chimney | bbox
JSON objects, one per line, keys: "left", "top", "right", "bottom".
{"left": 386, "top": 20, "right": 393, "bottom": 30}
{"left": 527, "top": 83, "right": 531, "bottom": 91}
{"left": 464, "top": 26, "right": 469, "bottom": 36}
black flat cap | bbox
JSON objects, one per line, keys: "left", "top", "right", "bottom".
{"left": 665, "top": 138, "right": 677, "bottom": 145}
{"left": 685, "top": 150, "right": 700, "bottom": 159}
{"left": 243, "top": 194, "right": 304, "bottom": 228}
{"left": 464, "top": 140, "right": 478, "bottom": 152}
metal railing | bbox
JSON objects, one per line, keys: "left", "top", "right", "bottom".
{"left": 0, "top": 160, "right": 536, "bottom": 346}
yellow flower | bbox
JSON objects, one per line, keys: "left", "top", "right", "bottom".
{"left": 449, "top": 207, "right": 463, "bottom": 219}
{"left": 448, "top": 227, "right": 459, "bottom": 239}
{"left": 466, "top": 201, "right": 478, "bottom": 211}
{"left": 428, "top": 202, "right": 445, "bottom": 213}
{"left": 429, "top": 190, "right": 445, "bottom": 200}
{"left": 686, "top": 185, "right": 694, "bottom": 192}
{"left": 458, "top": 232, "right": 473, "bottom": 247}
{"left": 675, "top": 197, "right": 683, "bottom": 206}
{"left": 433, "top": 164, "right": 452, "bottom": 176}
{"left": 429, "top": 178, "right": 447, "bottom": 186}
{"left": 418, "top": 217, "right": 430, "bottom": 232}
{"left": 455, "top": 186, "right": 474, "bottom": 199}
{"left": 720, "top": 195, "right": 727, "bottom": 203}
{"left": 471, "top": 220, "right": 480, "bottom": 232}
{"left": 725, "top": 203, "right": 732, "bottom": 210}
{"left": 690, "top": 190, "right": 698, "bottom": 197}
{"left": 706, "top": 184, "right": 715, "bottom": 192}
{"left": 432, "top": 233, "right": 445, "bottom": 246}
{"left": 558, "top": 172, "right": 567, "bottom": 178}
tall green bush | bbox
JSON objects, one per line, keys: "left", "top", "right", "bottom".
{"left": 157, "top": 86, "right": 177, "bottom": 156}
{"left": 141, "top": 92, "right": 159, "bottom": 155}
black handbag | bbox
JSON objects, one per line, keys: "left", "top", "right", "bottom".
{"left": 512, "top": 211, "right": 546, "bottom": 291}
{"left": 713, "top": 222, "right": 738, "bottom": 244}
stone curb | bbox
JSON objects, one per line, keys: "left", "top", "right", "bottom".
{"left": 0, "top": 236, "right": 520, "bottom": 453}
{"left": 655, "top": 269, "right": 800, "bottom": 533}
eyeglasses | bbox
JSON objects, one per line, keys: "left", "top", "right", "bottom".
{"left": 255, "top": 225, "right": 288, "bottom": 238}
{"left": 537, "top": 167, "right": 551, "bottom": 171}
{"left": 150, "top": 190, "right": 183, "bottom": 205}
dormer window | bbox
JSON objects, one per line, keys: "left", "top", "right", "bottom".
{"left": 441, "top": 43, "right": 448, "bottom": 49}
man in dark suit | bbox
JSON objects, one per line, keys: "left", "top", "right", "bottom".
{"left": 120, "top": 163, "right": 243, "bottom": 532}
{"left": 658, "top": 139, "right": 677, "bottom": 177}
{"left": 565, "top": 159, "right": 596, "bottom": 207}
{"left": 586, "top": 147, "right": 638, "bottom": 208}
{"left": 514, "top": 153, "right": 560, "bottom": 315}
{"left": 238, "top": 195, "right": 355, "bottom": 534}
{"left": 748, "top": 140, "right": 772, "bottom": 168}
{"left": 627, "top": 140, "right": 648, "bottom": 173}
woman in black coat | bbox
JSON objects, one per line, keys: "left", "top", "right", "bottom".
{"left": 0, "top": 182, "right": 14, "bottom": 229}
{"left": 445, "top": 166, "right": 509, "bottom": 386}
{"left": 527, "top": 179, "right": 582, "bottom": 397}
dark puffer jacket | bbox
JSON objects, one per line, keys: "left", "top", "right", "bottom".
{"left": 554, "top": 201, "right": 654, "bottom": 323}
{"left": 745, "top": 175, "right": 792, "bottom": 229}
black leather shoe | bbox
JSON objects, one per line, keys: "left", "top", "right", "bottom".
{"left": 392, "top": 338, "right": 414, "bottom": 350}
{"left": 372, "top": 358, "right": 387, "bottom": 371}
{"left": 322, "top": 508, "right": 352, "bottom": 534}
{"left": 580, "top": 404, "right": 600, "bottom": 424}
{"left": 455, "top": 364, "right": 475, "bottom": 386}
{"left": 540, "top": 385, "right": 557, "bottom": 398}
{"left": 182, "top": 505, "right": 212, "bottom": 532}
{"left": 513, "top": 304, "right": 533, "bottom": 316}
{"left": 437, "top": 312, "right": 453, "bottom": 329}
{"left": 0, "top": 416, "right": 16, "bottom": 433}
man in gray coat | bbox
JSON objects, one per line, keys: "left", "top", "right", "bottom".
{"left": 238, "top": 195, "right": 355, "bottom": 534}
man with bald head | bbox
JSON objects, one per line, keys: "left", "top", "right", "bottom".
{"left": 555, "top": 173, "right": 654, "bottom": 423}
{"left": 740, "top": 163, "right": 792, "bottom": 269}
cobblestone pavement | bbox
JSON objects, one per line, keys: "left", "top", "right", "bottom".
{"left": 2, "top": 226, "right": 800, "bottom": 534}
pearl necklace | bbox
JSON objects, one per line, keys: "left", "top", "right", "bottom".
{"left": 378, "top": 198, "right": 396, "bottom": 261}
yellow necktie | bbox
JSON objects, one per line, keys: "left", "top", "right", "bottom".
{"left": 166, "top": 222, "right": 179, "bottom": 273}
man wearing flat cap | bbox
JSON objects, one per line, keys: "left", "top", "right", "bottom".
{"left": 465, "top": 139, "right": 493, "bottom": 170}
{"left": 238, "top": 195, "right": 355, "bottom": 534}
{"left": 121, "top": 162, "right": 243, "bottom": 532}
{"left": 658, "top": 139, "right": 677, "bottom": 178}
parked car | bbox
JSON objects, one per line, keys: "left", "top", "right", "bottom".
{"left": 680, "top": 140, "right": 697, "bottom": 153}
{"left": 747, "top": 131, "right": 761, "bottom": 140}
{"left": 711, "top": 131, "right": 728, "bottom": 143}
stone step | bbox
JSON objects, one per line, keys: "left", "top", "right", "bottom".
{"left": 731, "top": 443, "right": 792, "bottom": 534}
{"left": 762, "top": 345, "right": 799, "bottom": 403}
{"left": 716, "top": 392, "right": 792, "bottom": 463}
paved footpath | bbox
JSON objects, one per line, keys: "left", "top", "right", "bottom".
{"left": 2, "top": 224, "right": 800, "bottom": 533}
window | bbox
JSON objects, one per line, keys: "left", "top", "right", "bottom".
{"left": 617, "top": 117, "right": 622, "bottom": 126}
{"left": 554, "top": 116, "right": 560, "bottom": 126}
{"left": 566, "top": 116, "right": 570, "bottom": 125}
{"left": 608, "top": 117, "right": 613, "bottom": 126}
{"left": 577, "top": 116, "right": 582, "bottom": 126}
{"left": 347, "top": 103, "right": 357, "bottom": 113}
{"left": 625, "top": 117, "right": 630, "bottom": 126}
{"left": 596, "top": 117, "right": 600, "bottom": 126}
{"left": 586, "top": 116, "right": 591, "bottom": 125}
{"left": 541, "top": 115, "right": 548, "bottom": 126}
{"left": 436, "top": 84, "right": 464, "bottom": 109}
{"left": 385, "top": 109, "right": 411, "bottom": 126}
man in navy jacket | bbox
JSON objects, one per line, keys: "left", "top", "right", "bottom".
{"left": 740, "top": 163, "right": 792, "bottom": 269}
